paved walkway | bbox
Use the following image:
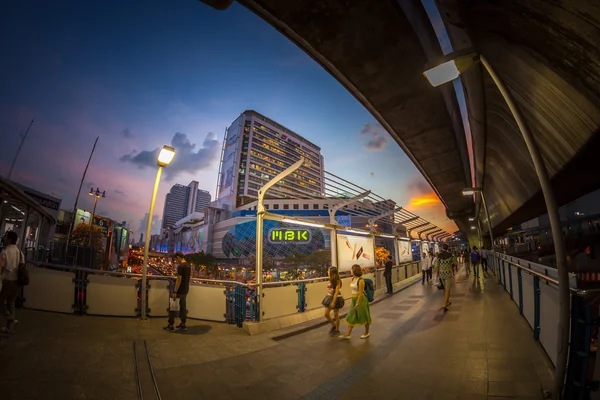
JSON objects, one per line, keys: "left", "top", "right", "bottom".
{"left": 1, "top": 267, "right": 554, "bottom": 400}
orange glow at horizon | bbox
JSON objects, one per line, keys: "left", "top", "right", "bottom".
{"left": 408, "top": 193, "right": 441, "bottom": 207}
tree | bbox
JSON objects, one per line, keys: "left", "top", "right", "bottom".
{"left": 306, "top": 250, "right": 331, "bottom": 276}
{"left": 70, "top": 224, "right": 106, "bottom": 267}
{"left": 375, "top": 246, "right": 391, "bottom": 266}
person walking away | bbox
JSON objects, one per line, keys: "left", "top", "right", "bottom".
{"left": 340, "top": 264, "right": 371, "bottom": 340}
{"left": 165, "top": 252, "right": 191, "bottom": 332}
{"left": 421, "top": 252, "right": 431, "bottom": 285}
{"left": 0, "top": 231, "right": 22, "bottom": 334}
{"left": 480, "top": 246, "right": 488, "bottom": 274}
{"left": 323, "top": 266, "right": 344, "bottom": 337}
{"left": 463, "top": 248, "right": 471, "bottom": 275}
{"left": 434, "top": 244, "right": 457, "bottom": 311}
{"left": 383, "top": 255, "right": 394, "bottom": 294}
{"left": 471, "top": 246, "right": 481, "bottom": 279}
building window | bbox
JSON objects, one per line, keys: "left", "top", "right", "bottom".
{"left": 293, "top": 204, "right": 299, "bottom": 210}
{"left": 273, "top": 204, "right": 279, "bottom": 210}
{"left": 323, "top": 204, "right": 329, "bottom": 209}
{"left": 265, "top": 204, "right": 269, "bottom": 210}
{"left": 283, "top": 204, "right": 289, "bottom": 210}
{"left": 313, "top": 204, "right": 319, "bottom": 210}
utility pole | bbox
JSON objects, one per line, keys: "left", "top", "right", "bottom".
{"left": 66, "top": 136, "right": 99, "bottom": 246}
{"left": 8, "top": 119, "right": 34, "bottom": 180}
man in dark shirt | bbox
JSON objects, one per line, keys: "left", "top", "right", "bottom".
{"left": 165, "top": 252, "right": 191, "bottom": 332}
{"left": 383, "top": 255, "right": 394, "bottom": 295}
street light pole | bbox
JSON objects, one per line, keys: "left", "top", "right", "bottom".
{"left": 141, "top": 167, "right": 163, "bottom": 320}
{"left": 141, "top": 145, "right": 175, "bottom": 320}
{"left": 88, "top": 188, "right": 105, "bottom": 247}
{"left": 479, "top": 56, "right": 569, "bottom": 398}
{"left": 479, "top": 190, "right": 496, "bottom": 271}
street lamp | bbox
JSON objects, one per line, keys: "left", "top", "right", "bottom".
{"left": 425, "top": 52, "right": 569, "bottom": 398}
{"left": 88, "top": 188, "right": 106, "bottom": 246}
{"left": 141, "top": 145, "right": 175, "bottom": 320}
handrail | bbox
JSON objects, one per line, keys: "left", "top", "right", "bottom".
{"left": 26, "top": 259, "right": 421, "bottom": 289}
{"left": 27, "top": 261, "right": 249, "bottom": 286}
{"left": 496, "top": 255, "right": 559, "bottom": 286}
{"left": 495, "top": 254, "right": 586, "bottom": 294}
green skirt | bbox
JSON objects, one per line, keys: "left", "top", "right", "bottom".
{"left": 344, "top": 295, "right": 372, "bottom": 326}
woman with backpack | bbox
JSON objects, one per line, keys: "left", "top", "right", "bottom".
{"left": 323, "top": 266, "right": 344, "bottom": 337}
{"left": 340, "top": 264, "right": 371, "bottom": 340}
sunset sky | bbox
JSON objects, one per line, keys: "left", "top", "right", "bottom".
{"left": 0, "top": 0, "right": 458, "bottom": 236}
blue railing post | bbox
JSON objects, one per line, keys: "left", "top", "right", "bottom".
{"left": 533, "top": 275, "right": 541, "bottom": 340}
{"left": 297, "top": 282, "right": 306, "bottom": 312}
{"left": 508, "top": 263, "right": 514, "bottom": 300}
{"left": 224, "top": 285, "right": 234, "bottom": 325}
{"left": 517, "top": 269, "right": 523, "bottom": 315}
{"left": 502, "top": 260, "right": 506, "bottom": 289}
{"left": 565, "top": 295, "right": 592, "bottom": 400}
{"left": 246, "top": 287, "right": 259, "bottom": 322}
{"left": 73, "top": 269, "right": 88, "bottom": 315}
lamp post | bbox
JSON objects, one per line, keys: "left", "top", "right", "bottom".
{"left": 425, "top": 53, "right": 569, "bottom": 399}
{"left": 141, "top": 145, "right": 175, "bottom": 320}
{"left": 88, "top": 188, "right": 106, "bottom": 247}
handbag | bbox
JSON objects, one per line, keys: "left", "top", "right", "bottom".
{"left": 17, "top": 251, "right": 29, "bottom": 286}
{"left": 437, "top": 277, "right": 445, "bottom": 290}
{"left": 169, "top": 297, "right": 180, "bottom": 312}
{"left": 321, "top": 295, "right": 333, "bottom": 307}
{"left": 322, "top": 295, "right": 345, "bottom": 309}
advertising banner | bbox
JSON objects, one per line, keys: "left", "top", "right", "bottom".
{"left": 74, "top": 209, "right": 91, "bottom": 228}
{"left": 218, "top": 117, "right": 241, "bottom": 199}
{"left": 421, "top": 242, "right": 431, "bottom": 256}
{"left": 397, "top": 239, "right": 412, "bottom": 264}
{"left": 434, "top": 242, "right": 440, "bottom": 254}
{"left": 336, "top": 234, "right": 374, "bottom": 272}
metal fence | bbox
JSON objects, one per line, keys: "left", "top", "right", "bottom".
{"left": 491, "top": 253, "right": 600, "bottom": 400}
{"left": 20, "top": 259, "right": 421, "bottom": 328}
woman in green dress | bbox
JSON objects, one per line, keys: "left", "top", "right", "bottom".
{"left": 340, "top": 264, "right": 372, "bottom": 339}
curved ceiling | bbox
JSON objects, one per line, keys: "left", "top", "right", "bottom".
{"left": 201, "top": 0, "right": 600, "bottom": 237}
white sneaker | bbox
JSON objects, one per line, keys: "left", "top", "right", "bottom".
{"left": 360, "top": 333, "right": 370, "bottom": 339}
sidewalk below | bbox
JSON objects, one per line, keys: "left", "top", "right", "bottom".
{"left": 0, "top": 267, "right": 554, "bottom": 399}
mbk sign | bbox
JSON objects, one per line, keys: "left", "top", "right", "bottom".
{"left": 268, "top": 228, "right": 311, "bottom": 244}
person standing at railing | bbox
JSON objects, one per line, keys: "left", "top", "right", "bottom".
{"left": 0, "top": 231, "right": 22, "bottom": 334}
{"left": 323, "top": 266, "right": 344, "bottom": 337}
{"left": 340, "top": 264, "right": 371, "bottom": 340}
{"left": 164, "top": 252, "right": 191, "bottom": 332}
{"left": 421, "top": 252, "right": 432, "bottom": 285}
{"left": 434, "top": 243, "right": 457, "bottom": 312}
{"left": 384, "top": 255, "right": 394, "bottom": 294}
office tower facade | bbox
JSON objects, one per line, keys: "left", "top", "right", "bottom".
{"left": 161, "top": 181, "right": 212, "bottom": 231}
{"left": 216, "top": 110, "right": 325, "bottom": 210}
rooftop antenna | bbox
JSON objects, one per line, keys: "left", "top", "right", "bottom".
{"left": 8, "top": 118, "right": 34, "bottom": 180}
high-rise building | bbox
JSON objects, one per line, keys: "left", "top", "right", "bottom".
{"left": 215, "top": 110, "right": 325, "bottom": 210}
{"left": 161, "top": 181, "right": 211, "bottom": 231}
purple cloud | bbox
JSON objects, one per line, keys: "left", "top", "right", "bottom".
{"left": 360, "top": 123, "right": 388, "bottom": 151}
{"left": 120, "top": 132, "right": 220, "bottom": 180}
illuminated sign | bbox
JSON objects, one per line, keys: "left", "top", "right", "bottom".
{"left": 268, "top": 228, "right": 311, "bottom": 244}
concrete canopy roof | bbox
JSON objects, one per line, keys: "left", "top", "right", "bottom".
{"left": 0, "top": 176, "right": 56, "bottom": 225}
{"left": 201, "top": 0, "right": 600, "bottom": 237}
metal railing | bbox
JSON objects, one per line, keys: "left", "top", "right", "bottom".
{"left": 491, "top": 253, "right": 600, "bottom": 399}
{"left": 19, "top": 259, "right": 421, "bottom": 328}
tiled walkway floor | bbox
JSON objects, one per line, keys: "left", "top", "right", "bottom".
{"left": 0, "top": 266, "right": 554, "bottom": 400}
